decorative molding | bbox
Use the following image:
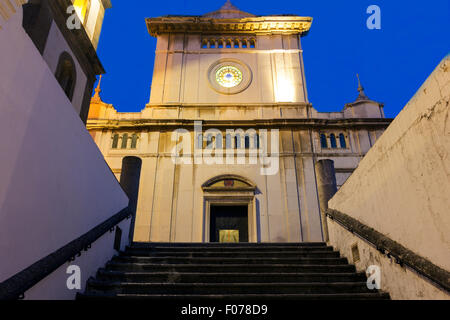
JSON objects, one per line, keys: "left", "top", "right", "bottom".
{"left": 87, "top": 118, "right": 394, "bottom": 131}
{"left": 146, "top": 16, "right": 313, "bottom": 37}
{"left": 207, "top": 58, "right": 253, "bottom": 95}
{"left": 202, "top": 174, "right": 256, "bottom": 190}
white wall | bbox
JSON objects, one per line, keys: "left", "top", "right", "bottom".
{"left": 328, "top": 55, "right": 450, "bottom": 271}
{"left": 24, "top": 218, "right": 131, "bottom": 300}
{"left": 327, "top": 218, "right": 449, "bottom": 300}
{"left": 42, "top": 21, "right": 88, "bottom": 115}
{"left": 0, "top": 5, "right": 129, "bottom": 298}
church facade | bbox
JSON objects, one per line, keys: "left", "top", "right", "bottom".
{"left": 87, "top": 1, "right": 392, "bottom": 243}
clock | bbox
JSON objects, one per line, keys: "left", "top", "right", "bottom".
{"left": 208, "top": 59, "right": 252, "bottom": 95}
{"left": 215, "top": 66, "right": 243, "bottom": 88}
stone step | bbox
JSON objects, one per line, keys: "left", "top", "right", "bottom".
{"left": 86, "top": 280, "right": 376, "bottom": 295}
{"left": 77, "top": 292, "right": 390, "bottom": 300}
{"left": 131, "top": 242, "right": 327, "bottom": 248}
{"left": 80, "top": 243, "right": 390, "bottom": 301}
{"left": 120, "top": 250, "right": 341, "bottom": 259}
{"left": 105, "top": 262, "right": 356, "bottom": 273}
{"left": 125, "top": 246, "right": 334, "bottom": 254}
{"left": 111, "top": 256, "right": 349, "bottom": 265}
{"left": 96, "top": 269, "right": 367, "bottom": 284}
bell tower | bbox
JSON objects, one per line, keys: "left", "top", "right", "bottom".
{"left": 146, "top": 0, "right": 312, "bottom": 107}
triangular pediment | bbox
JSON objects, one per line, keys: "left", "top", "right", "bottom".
{"left": 203, "top": 0, "right": 255, "bottom": 19}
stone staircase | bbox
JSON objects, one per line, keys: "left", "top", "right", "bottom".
{"left": 77, "top": 242, "right": 390, "bottom": 300}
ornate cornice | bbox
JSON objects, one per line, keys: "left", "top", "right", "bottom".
{"left": 87, "top": 118, "right": 393, "bottom": 131}
{"left": 146, "top": 16, "right": 313, "bottom": 37}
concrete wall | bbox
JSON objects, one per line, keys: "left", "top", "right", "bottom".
{"left": 0, "top": 5, "right": 129, "bottom": 299}
{"left": 328, "top": 55, "right": 450, "bottom": 299}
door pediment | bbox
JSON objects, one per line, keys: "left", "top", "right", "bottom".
{"left": 202, "top": 175, "right": 256, "bottom": 193}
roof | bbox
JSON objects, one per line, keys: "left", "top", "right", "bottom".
{"left": 203, "top": 0, "right": 255, "bottom": 19}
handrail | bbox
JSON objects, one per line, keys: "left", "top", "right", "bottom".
{"left": 0, "top": 207, "right": 131, "bottom": 300}
{"left": 326, "top": 209, "right": 450, "bottom": 293}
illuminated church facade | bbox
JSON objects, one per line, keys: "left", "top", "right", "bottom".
{"left": 87, "top": 1, "right": 391, "bottom": 243}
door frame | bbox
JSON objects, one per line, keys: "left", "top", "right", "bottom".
{"left": 202, "top": 175, "right": 258, "bottom": 243}
{"left": 204, "top": 195, "right": 256, "bottom": 243}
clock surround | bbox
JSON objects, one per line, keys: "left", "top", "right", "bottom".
{"left": 207, "top": 59, "right": 252, "bottom": 95}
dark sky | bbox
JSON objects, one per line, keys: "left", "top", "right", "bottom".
{"left": 95, "top": 0, "right": 450, "bottom": 118}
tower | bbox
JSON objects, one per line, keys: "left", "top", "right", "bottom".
{"left": 22, "top": 0, "right": 112, "bottom": 123}
{"left": 147, "top": 0, "right": 312, "bottom": 107}
{"left": 87, "top": 1, "right": 391, "bottom": 244}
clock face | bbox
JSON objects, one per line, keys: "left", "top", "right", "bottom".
{"left": 215, "top": 66, "right": 243, "bottom": 88}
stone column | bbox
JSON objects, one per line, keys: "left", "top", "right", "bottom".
{"left": 120, "top": 157, "right": 142, "bottom": 242}
{"left": 315, "top": 159, "right": 338, "bottom": 242}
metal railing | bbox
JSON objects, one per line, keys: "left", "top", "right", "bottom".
{"left": 326, "top": 209, "right": 450, "bottom": 293}
{"left": 0, "top": 207, "right": 131, "bottom": 300}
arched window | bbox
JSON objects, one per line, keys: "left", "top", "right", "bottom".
{"left": 197, "top": 134, "right": 203, "bottom": 149}
{"left": 320, "top": 134, "right": 328, "bottom": 148}
{"left": 244, "top": 135, "right": 250, "bottom": 149}
{"left": 234, "top": 40, "right": 240, "bottom": 48}
{"left": 339, "top": 133, "right": 347, "bottom": 149}
{"left": 206, "top": 134, "right": 214, "bottom": 149}
{"left": 215, "top": 133, "right": 223, "bottom": 149}
{"left": 255, "top": 134, "right": 260, "bottom": 149}
{"left": 121, "top": 133, "right": 128, "bottom": 149}
{"left": 330, "top": 134, "right": 337, "bottom": 149}
{"left": 112, "top": 134, "right": 119, "bottom": 149}
{"left": 131, "top": 134, "right": 138, "bottom": 149}
{"left": 226, "top": 40, "right": 232, "bottom": 48}
{"left": 225, "top": 134, "right": 232, "bottom": 149}
{"left": 201, "top": 40, "right": 208, "bottom": 48}
{"left": 55, "top": 52, "right": 76, "bottom": 101}
{"left": 241, "top": 40, "right": 248, "bottom": 48}
{"left": 218, "top": 40, "right": 224, "bottom": 48}
{"left": 209, "top": 40, "right": 216, "bottom": 48}
{"left": 234, "top": 135, "right": 241, "bottom": 149}
{"left": 249, "top": 39, "right": 256, "bottom": 48}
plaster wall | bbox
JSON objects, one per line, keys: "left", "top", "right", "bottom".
{"left": 0, "top": 6, "right": 128, "bottom": 299}
{"left": 24, "top": 218, "right": 131, "bottom": 300}
{"left": 329, "top": 56, "right": 450, "bottom": 271}
{"left": 42, "top": 21, "right": 88, "bottom": 115}
{"left": 328, "top": 218, "right": 449, "bottom": 300}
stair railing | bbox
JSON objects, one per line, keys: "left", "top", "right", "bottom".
{"left": 0, "top": 207, "right": 132, "bottom": 300}
{"left": 326, "top": 209, "right": 450, "bottom": 293}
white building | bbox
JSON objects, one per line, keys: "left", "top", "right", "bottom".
{"left": 87, "top": 1, "right": 392, "bottom": 243}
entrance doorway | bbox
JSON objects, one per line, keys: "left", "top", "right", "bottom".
{"left": 210, "top": 205, "right": 249, "bottom": 243}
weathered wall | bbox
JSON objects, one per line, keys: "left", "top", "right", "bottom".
{"left": 328, "top": 56, "right": 450, "bottom": 298}
{"left": 0, "top": 5, "right": 129, "bottom": 299}
{"left": 327, "top": 219, "right": 449, "bottom": 300}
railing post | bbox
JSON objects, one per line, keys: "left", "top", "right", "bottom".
{"left": 120, "top": 157, "right": 142, "bottom": 243}
{"left": 315, "top": 159, "right": 338, "bottom": 242}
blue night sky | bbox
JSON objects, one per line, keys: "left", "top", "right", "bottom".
{"left": 95, "top": 0, "right": 449, "bottom": 118}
